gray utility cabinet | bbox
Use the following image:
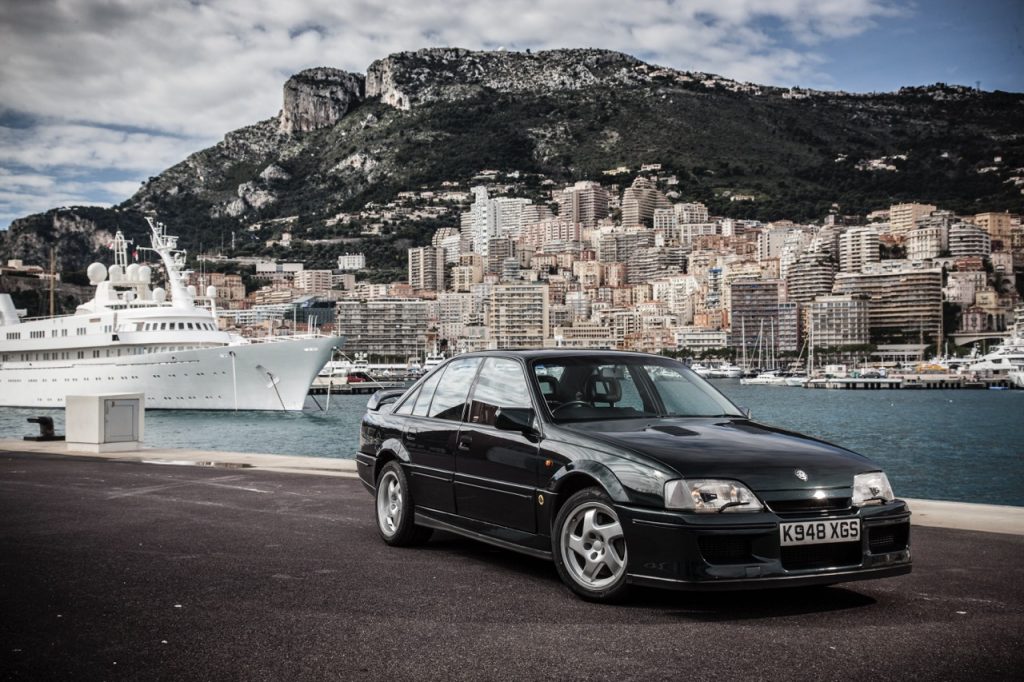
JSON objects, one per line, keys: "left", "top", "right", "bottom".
{"left": 66, "top": 393, "right": 145, "bottom": 453}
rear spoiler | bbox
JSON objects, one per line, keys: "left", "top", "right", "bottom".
{"left": 366, "top": 388, "right": 407, "bottom": 412}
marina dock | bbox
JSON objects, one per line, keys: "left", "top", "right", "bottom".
{"left": 307, "top": 378, "right": 408, "bottom": 396}
{"left": 805, "top": 374, "right": 1015, "bottom": 390}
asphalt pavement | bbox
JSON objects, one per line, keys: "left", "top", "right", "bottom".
{"left": 1, "top": 451, "right": 1022, "bottom": 681}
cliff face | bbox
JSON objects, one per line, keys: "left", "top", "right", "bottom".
{"left": 366, "top": 48, "right": 650, "bottom": 110}
{"left": 279, "top": 68, "right": 365, "bottom": 133}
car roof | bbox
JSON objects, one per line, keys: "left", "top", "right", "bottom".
{"left": 452, "top": 349, "right": 673, "bottom": 361}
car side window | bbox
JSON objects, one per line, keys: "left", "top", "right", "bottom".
{"left": 428, "top": 357, "right": 481, "bottom": 421}
{"left": 468, "top": 358, "right": 532, "bottom": 427}
{"left": 411, "top": 369, "right": 445, "bottom": 417}
{"left": 394, "top": 386, "right": 420, "bottom": 416}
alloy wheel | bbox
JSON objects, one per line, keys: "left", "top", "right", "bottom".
{"left": 560, "top": 501, "right": 627, "bottom": 590}
{"left": 376, "top": 470, "right": 402, "bottom": 537}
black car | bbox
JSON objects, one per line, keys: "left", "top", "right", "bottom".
{"left": 356, "top": 350, "right": 911, "bottom": 601}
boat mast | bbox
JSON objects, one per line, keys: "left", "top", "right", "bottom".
{"left": 142, "top": 217, "right": 193, "bottom": 309}
{"left": 48, "top": 247, "right": 56, "bottom": 317}
{"left": 741, "top": 317, "right": 747, "bottom": 371}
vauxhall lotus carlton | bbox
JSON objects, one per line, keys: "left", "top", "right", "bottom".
{"left": 356, "top": 350, "right": 911, "bottom": 601}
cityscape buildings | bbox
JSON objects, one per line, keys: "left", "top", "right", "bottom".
{"left": 186, "top": 168, "right": 1019, "bottom": 363}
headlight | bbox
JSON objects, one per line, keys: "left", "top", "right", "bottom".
{"left": 852, "top": 472, "right": 894, "bottom": 506}
{"left": 664, "top": 479, "right": 763, "bottom": 513}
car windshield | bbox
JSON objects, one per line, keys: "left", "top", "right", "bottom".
{"left": 533, "top": 356, "right": 744, "bottom": 422}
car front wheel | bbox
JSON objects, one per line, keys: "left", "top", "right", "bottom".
{"left": 553, "top": 487, "right": 630, "bottom": 601}
{"left": 375, "top": 461, "right": 432, "bottom": 546}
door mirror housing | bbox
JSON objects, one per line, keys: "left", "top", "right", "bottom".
{"left": 494, "top": 407, "right": 536, "bottom": 433}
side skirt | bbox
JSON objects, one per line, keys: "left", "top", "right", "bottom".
{"left": 415, "top": 510, "right": 553, "bottom": 561}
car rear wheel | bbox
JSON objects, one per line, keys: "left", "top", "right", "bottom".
{"left": 375, "top": 461, "right": 432, "bottom": 546}
{"left": 553, "top": 487, "right": 629, "bottom": 601}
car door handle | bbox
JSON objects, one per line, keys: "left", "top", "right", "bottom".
{"left": 405, "top": 431, "right": 418, "bottom": 442}
{"left": 457, "top": 436, "right": 472, "bottom": 451}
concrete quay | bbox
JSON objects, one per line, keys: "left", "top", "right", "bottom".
{"left": 2, "top": 438, "right": 1022, "bottom": 536}
{"left": 1, "top": 449, "right": 1022, "bottom": 680}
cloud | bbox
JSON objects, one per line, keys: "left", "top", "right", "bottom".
{"left": 0, "top": 0, "right": 903, "bottom": 228}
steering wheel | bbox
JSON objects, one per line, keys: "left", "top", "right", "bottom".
{"left": 551, "top": 400, "right": 590, "bottom": 414}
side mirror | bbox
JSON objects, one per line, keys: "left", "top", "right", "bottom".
{"left": 367, "top": 389, "right": 406, "bottom": 412}
{"left": 495, "top": 407, "right": 536, "bottom": 433}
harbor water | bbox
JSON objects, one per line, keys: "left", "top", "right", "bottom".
{"left": 1, "top": 382, "right": 1022, "bottom": 506}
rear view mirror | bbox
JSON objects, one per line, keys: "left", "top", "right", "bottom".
{"left": 495, "top": 407, "right": 536, "bottom": 433}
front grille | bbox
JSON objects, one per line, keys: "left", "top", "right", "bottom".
{"left": 767, "top": 498, "right": 852, "bottom": 515}
{"left": 868, "top": 523, "right": 910, "bottom": 554}
{"left": 781, "top": 542, "right": 862, "bottom": 571}
{"left": 698, "top": 535, "right": 754, "bottom": 564}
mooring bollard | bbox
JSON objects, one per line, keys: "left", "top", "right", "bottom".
{"left": 24, "top": 416, "right": 65, "bottom": 442}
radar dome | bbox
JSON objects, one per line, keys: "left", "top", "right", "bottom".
{"left": 153, "top": 287, "right": 167, "bottom": 303}
{"left": 87, "top": 263, "right": 107, "bottom": 284}
{"left": 108, "top": 265, "right": 123, "bottom": 282}
{"left": 138, "top": 265, "right": 152, "bottom": 283}
{"left": 186, "top": 285, "right": 197, "bottom": 297}
{"left": 125, "top": 263, "right": 140, "bottom": 280}
{"left": 206, "top": 285, "right": 217, "bottom": 298}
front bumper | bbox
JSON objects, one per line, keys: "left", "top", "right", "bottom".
{"left": 617, "top": 500, "right": 912, "bottom": 590}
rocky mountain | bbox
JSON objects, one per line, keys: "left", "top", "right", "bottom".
{"left": 3, "top": 47, "right": 1023, "bottom": 274}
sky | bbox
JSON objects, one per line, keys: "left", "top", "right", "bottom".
{"left": 1, "top": 0, "right": 1022, "bottom": 230}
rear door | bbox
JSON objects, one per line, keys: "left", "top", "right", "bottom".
{"left": 401, "top": 357, "right": 482, "bottom": 514}
{"left": 455, "top": 357, "right": 541, "bottom": 533}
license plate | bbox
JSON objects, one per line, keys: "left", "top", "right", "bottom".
{"left": 779, "top": 519, "right": 860, "bottom": 546}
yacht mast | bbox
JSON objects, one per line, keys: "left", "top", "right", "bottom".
{"left": 142, "top": 217, "right": 193, "bottom": 309}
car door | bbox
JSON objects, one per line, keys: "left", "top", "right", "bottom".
{"left": 396, "top": 357, "right": 483, "bottom": 515}
{"left": 455, "top": 357, "right": 541, "bottom": 533}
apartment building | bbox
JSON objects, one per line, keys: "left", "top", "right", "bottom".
{"left": 729, "top": 279, "right": 782, "bottom": 352}
{"left": 621, "top": 177, "right": 671, "bottom": 228}
{"left": 808, "top": 295, "right": 871, "bottom": 347}
{"left": 408, "top": 246, "right": 445, "bottom": 291}
{"left": 336, "top": 253, "right": 366, "bottom": 271}
{"left": 838, "top": 227, "right": 880, "bottom": 273}
{"left": 832, "top": 261, "right": 942, "bottom": 340}
{"left": 487, "top": 283, "right": 550, "bottom": 349}
{"left": 294, "top": 269, "right": 334, "bottom": 294}
{"left": 335, "top": 298, "right": 431, "bottom": 359}
{"left": 786, "top": 254, "right": 837, "bottom": 303}
{"left": 973, "top": 211, "right": 1014, "bottom": 245}
{"left": 948, "top": 223, "right": 992, "bottom": 258}
{"left": 555, "top": 181, "right": 610, "bottom": 229}
{"left": 888, "top": 203, "right": 937, "bottom": 236}
{"left": 676, "top": 202, "right": 710, "bottom": 224}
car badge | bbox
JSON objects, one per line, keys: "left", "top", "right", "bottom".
{"left": 794, "top": 469, "right": 808, "bottom": 481}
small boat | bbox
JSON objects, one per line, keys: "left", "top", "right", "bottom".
{"left": 740, "top": 371, "right": 788, "bottom": 386}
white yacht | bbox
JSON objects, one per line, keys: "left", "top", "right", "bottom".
{"left": 0, "top": 218, "right": 338, "bottom": 410}
{"left": 705, "top": 363, "right": 744, "bottom": 379}
{"left": 740, "top": 371, "right": 788, "bottom": 386}
{"left": 959, "top": 309, "right": 1024, "bottom": 380}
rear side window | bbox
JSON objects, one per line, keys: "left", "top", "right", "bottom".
{"left": 411, "top": 369, "right": 445, "bottom": 417}
{"left": 428, "top": 358, "right": 481, "bottom": 421}
{"left": 394, "top": 386, "right": 420, "bottom": 416}
{"left": 468, "top": 358, "right": 532, "bottom": 427}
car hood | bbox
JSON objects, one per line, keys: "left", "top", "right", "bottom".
{"left": 561, "top": 418, "right": 876, "bottom": 491}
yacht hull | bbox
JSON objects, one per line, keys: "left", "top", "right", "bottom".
{"left": 0, "top": 336, "right": 338, "bottom": 411}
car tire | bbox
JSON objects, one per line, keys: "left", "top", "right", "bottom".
{"left": 375, "top": 461, "right": 433, "bottom": 546}
{"left": 553, "top": 487, "right": 630, "bottom": 602}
